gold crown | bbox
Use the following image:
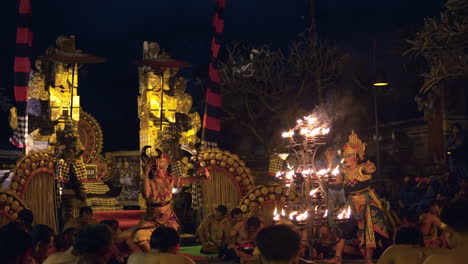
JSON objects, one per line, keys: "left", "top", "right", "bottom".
{"left": 343, "top": 131, "right": 366, "bottom": 160}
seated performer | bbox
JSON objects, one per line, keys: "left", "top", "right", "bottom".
{"left": 218, "top": 208, "right": 243, "bottom": 246}
{"left": 64, "top": 206, "right": 98, "bottom": 231}
{"left": 134, "top": 147, "right": 210, "bottom": 252}
{"left": 419, "top": 202, "right": 445, "bottom": 247}
{"left": 197, "top": 205, "right": 228, "bottom": 253}
{"left": 326, "top": 131, "right": 390, "bottom": 264}
{"left": 423, "top": 200, "right": 468, "bottom": 264}
{"left": 229, "top": 216, "right": 263, "bottom": 263}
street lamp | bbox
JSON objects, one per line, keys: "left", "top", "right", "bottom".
{"left": 372, "top": 75, "right": 389, "bottom": 192}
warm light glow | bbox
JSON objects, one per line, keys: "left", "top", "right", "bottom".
{"left": 309, "top": 188, "right": 320, "bottom": 196}
{"left": 275, "top": 171, "right": 283, "bottom": 178}
{"left": 289, "top": 211, "right": 298, "bottom": 220}
{"left": 337, "top": 206, "right": 352, "bottom": 220}
{"left": 281, "top": 209, "right": 286, "bottom": 216}
{"left": 314, "top": 206, "right": 318, "bottom": 213}
{"left": 300, "top": 128, "right": 309, "bottom": 135}
{"left": 323, "top": 209, "right": 328, "bottom": 218}
{"left": 321, "top": 127, "right": 330, "bottom": 134}
{"left": 296, "top": 119, "right": 303, "bottom": 124}
{"left": 317, "top": 169, "right": 328, "bottom": 176}
{"left": 285, "top": 170, "right": 295, "bottom": 180}
{"left": 306, "top": 116, "right": 317, "bottom": 124}
{"left": 373, "top": 82, "right": 389, "bottom": 86}
{"left": 296, "top": 211, "right": 309, "bottom": 221}
{"left": 277, "top": 153, "right": 289, "bottom": 160}
{"left": 273, "top": 214, "right": 280, "bottom": 221}
{"left": 332, "top": 165, "right": 340, "bottom": 176}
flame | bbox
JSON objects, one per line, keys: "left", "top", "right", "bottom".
{"left": 275, "top": 171, "right": 283, "bottom": 178}
{"left": 323, "top": 209, "right": 328, "bottom": 218}
{"left": 337, "top": 206, "right": 352, "bottom": 220}
{"left": 306, "top": 116, "right": 317, "bottom": 124}
{"left": 296, "top": 211, "right": 309, "bottom": 221}
{"left": 308, "top": 127, "right": 322, "bottom": 137}
{"left": 281, "top": 209, "right": 286, "bottom": 216}
{"left": 317, "top": 169, "right": 328, "bottom": 176}
{"left": 332, "top": 165, "right": 340, "bottom": 176}
{"left": 281, "top": 131, "right": 294, "bottom": 138}
{"left": 314, "top": 206, "right": 318, "bottom": 213}
{"left": 309, "top": 188, "right": 319, "bottom": 196}
{"left": 289, "top": 211, "right": 298, "bottom": 220}
{"left": 302, "top": 169, "right": 310, "bottom": 175}
{"left": 300, "top": 128, "right": 309, "bottom": 135}
{"left": 321, "top": 127, "right": 330, "bottom": 134}
{"left": 296, "top": 119, "right": 303, "bottom": 124}
{"left": 273, "top": 207, "right": 280, "bottom": 221}
{"left": 285, "top": 170, "right": 295, "bottom": 180}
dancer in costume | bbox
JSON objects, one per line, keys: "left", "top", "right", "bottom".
{"left": 133, "top": 146, "right": 211, "bottom": 252}
{"left": 326, "top": 131, "right": 389, "bottom": 264}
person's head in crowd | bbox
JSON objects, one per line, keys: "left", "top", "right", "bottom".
{"left": 440, "top": 200, "right": 468, "bottom": 248}
{"left": 246, "top": 216, "right": 261, "bottom": 233}
{"left": 150, "top": 226, "right": 180, "bottom": 254}
{"left": 79, "top": 206, "right": 94, "bottom": 224}
{"left": 30, "top": 224, "right": 56, "bottom": 263}
{"left": 100, "top": 219, "right": 120, "bottom": 234}
{"left": 452, "top": 123, "right": 462, "bottom": 136}
{"left": 429, "top": 202, "right": 441, "bottom": 217}
{"left": 56, "top": 227, "right": 77, "bottom": 252}
{"left": 231, "top": 208, "right": 243, "bottom": 222}
{"left": 0, "top": 223, "right": 34, "bottom": 264}
{"left": 401, "top": 209, "right": 419, "bottom": 227}
{"left": 256, "top": 225, "right": 300, "bottom": 264}
{"left": 74, "top": 224, "right": 114, "bottom": 262}
{"left": 403, "top": 175, "right": 414, "bottom": 185}
{"left": 17, "top": 209, "right": 33, "bottom": 232}
{"left": 394, "top": 226, "right": 424, "bottom": 246}
{"left": 214, "top": 205, "right": 228, "bottom": 221}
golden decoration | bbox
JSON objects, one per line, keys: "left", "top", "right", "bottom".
{"left": 238, "top": 185, "right": 302, "bottom": 215}
{"left": 9, "top": 107, "right": 17, "bottom": 130}
{"left": 343, "top": 131, "right": 367, "bottom": 160}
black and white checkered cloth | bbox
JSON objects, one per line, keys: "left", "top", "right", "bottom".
{"left": 10, "top": 115, "right": 28, "bottom": 148}
{"left": 171, "top": 160, "right": 184, "bottom": 178}
{"left": 191, "top": 182, "right": 203, "bottom": 210}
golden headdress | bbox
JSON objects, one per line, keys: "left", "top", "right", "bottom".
{"left": 343, "top": 131, "right": 366, "bottom": 160}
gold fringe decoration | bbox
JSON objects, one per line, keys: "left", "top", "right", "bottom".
{"left": 24, "top": 173, "right": 58, "bottom": 233}
{"left": 201, "top": 170, "right": 240, "bottom": 220}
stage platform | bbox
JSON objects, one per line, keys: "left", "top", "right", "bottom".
{"left": 94, "top": 210, "right": 144, "bottom": 230}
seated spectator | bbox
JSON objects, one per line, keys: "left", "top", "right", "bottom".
{"left": 64, "top": 206, "right": 98, "bottom": 230}
{"left": 197, "top": 205, "right": 228, "bottom": 253}
{"left": 100, "top": 219, "right": 126, "bottom": 264}
{"left": 399, "top": 176, "right": 417, "bottom": 213}
{"left": 44, "top": 227, "right": 78, "bottom": 264}
{"left": 377, "top": 227, "right": 447, "bottom": 264}
{"left": 73, "top": 224, "right": 114, "bottom": 264}
{"left": 419, "top": 202, "right": 445, "bottom": 247}
{"left": 423, "top": 200, "right": 468, "bottom": 264}
{"left": 128, "top": 226, "right": 195, "bottom": 264}
{"left": 0, "top": 223, "right": 34, "bottom": 264}
{"left": 399, "top": 209, "right": 419, "bottom": 227}
{"left": 30, "top": 224, "right": 57, "bottom": 263}
{"left": 256, "top": 225, "right": 301, "bottom": 264}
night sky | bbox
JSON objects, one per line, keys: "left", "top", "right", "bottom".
{"left": 0, "top": 0, "right": 445, "bottom": 152}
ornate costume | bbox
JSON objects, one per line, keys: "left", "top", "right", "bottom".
{"left": 342, "top": 132, "right": 389, "bottom": 249}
